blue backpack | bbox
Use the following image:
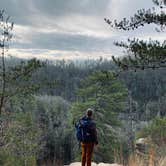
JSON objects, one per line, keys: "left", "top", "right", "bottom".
{"left": 75, "top": 117, "right": 94, "bottom": 142}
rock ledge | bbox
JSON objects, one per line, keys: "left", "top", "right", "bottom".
{"left": 65, "top": 162, "right": 123, "bottom": 166}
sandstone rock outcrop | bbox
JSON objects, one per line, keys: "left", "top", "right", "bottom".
{"left": 65, "top": 162, "right": 123, "bottom": 166}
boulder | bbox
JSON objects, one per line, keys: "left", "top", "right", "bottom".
{"left": 98, "top": 163, "right": 123, "bottom": 166}
{"left": 135, "top": 138, "right": 150, "bottom": 154}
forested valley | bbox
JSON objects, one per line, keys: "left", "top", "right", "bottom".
{"left": 0, "top": 57, "right": 165, "bottom": 166}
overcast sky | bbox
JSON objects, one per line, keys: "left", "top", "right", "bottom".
{"left": 1, "top": 0, "right": 165, "bottom": 60}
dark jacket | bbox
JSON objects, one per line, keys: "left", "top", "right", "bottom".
{"left": 81, "top": 116, "right": 98, "bottom": 144}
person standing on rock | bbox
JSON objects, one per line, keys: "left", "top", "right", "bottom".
{"left": 75, "top": 108, "right": 98, "bottom": 166}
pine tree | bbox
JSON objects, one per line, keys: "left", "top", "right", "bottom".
{"left": 71, "top": 71, "right": 127, "bottom": 162}
{"left": 105, "top": 0, "right": 166, "bottom": 71}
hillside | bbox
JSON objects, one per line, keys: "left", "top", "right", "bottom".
{"left": 0, "top": 58, "right": 165, "bottom": 166}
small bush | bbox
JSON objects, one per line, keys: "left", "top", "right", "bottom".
{"left": 137, "top": 117, "right": 166, "bottom": 145}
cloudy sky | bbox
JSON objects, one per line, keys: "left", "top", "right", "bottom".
{"left": 1, "top": 0, "right": 165, "bottom": 60}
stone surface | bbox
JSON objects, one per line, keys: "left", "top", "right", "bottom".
{"left": 66, "top": 162, "right": 123, "bottom": 166}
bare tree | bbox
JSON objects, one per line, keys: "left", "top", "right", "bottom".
{"left": 0, "top": 10, "right": 13, "bottom": 115}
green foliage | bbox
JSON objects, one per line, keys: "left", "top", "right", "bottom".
{"left": 112, "top": 39, "right": 166, "bottom": 71}
{"left": 5, "top": 58, "right": 45, "bottom": 98}
{"left": 0, "top": 111, "right": 41, "bottom": 166}
{"left": 0, "top": 57, "right": 45, "bottom": 116}
{"left": 105, "top": 0, "right": 166, "bottom": 31}
{"left": 0, "top": 57, "right": 165, "bottom": 164}
{"left": 153, "top": 0, "right": 166, "bottom": 7}
{"left": 71, "top": 71, "right": 128, "bottom": 163}
{"left": 105, "top": 0, "right": 166, "bottom": 70}
{"left": 35, "top": 96, "right": 73, "bottom": 165}
{"left": 72, "top": 71, "right": 127, "bottom": 124}
{"left": 33, "top": 59, "right": 116, "bottom": 101}
{"left": 137, "top": 117, "right": 166, "bottom": 145}
{"left": 121, "top": 69, "right": 166, "bottom": 104}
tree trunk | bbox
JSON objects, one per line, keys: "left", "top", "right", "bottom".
{"left": 0, "top": 40, "right": 6, "bottom": 115}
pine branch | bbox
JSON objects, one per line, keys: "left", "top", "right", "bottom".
{"left": 105, "top": 1, "right": 166, "bottom": 31}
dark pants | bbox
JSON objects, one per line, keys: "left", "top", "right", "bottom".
{"left": 81, "top": 142, "right": 94, "bottom": 166}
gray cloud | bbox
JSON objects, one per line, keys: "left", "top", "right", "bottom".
{"left": 33, "top": 0, "right": 110, "bottom": 16}
{"left": 1, "top": 0, "right": 110, "bottom": 26}
{"left": 0, "top": 0, "right": 163, "bottom": 60}
{"left": 12, "top": 30, "right": 116, "bottom": 51}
